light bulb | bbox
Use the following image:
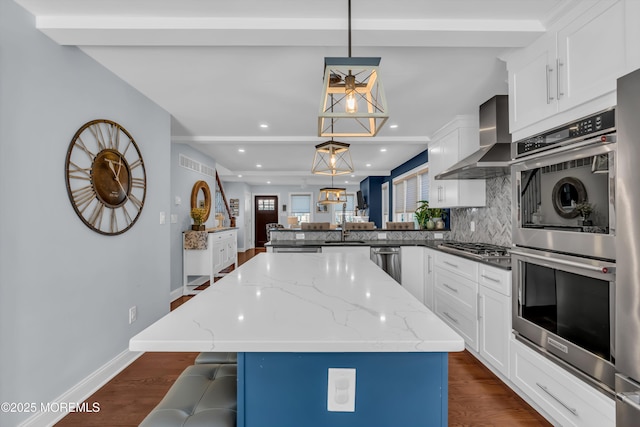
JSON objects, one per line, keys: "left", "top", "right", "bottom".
{"left": 330, "top": 154, "right": 337, "bottom": 167}
{"left": 345, "top": 73, "right": 357, "bottom": 114}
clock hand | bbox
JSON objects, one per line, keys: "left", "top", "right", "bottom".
{"left": 105, "top": 159, "right": 128, "bottom": 197}
{"left": 105, "top": 159, "right": 119, "bottom": 179}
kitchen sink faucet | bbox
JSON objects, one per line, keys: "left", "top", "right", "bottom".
{"left": 341, "top": 202, "right": 350, "bottom": 242}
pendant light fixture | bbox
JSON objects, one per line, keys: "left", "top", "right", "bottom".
{"left": 318, "top": 0, "right": 389, "bottom": 137}
{"left": 311, "top": 140, "right": 354, "bottom": 176}
{"left": 317, "top": 175, "right": 347, "bottom": 205}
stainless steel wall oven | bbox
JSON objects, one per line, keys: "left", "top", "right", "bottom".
{"left": 511, "top": 108, "right": 618, "bottom": 394}
{"left": 511, "top": 247, "right": 616, "bottom": 392}
{"left": 512, "top": 108, "right": 616, "bottom": 259}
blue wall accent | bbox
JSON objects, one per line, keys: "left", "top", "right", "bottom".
{"left": 359, "top": 176, "right": 384, "bottom": 227}
{"left": 238, "top": 351, "right": 448, "bottom": 427}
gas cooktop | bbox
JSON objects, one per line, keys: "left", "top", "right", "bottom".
{"left": 437, "top": 242, "right": 511, "bottom": 260}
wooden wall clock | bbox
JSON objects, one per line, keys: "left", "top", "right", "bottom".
{"left": 65, "top": 119, "right": 147, "bottom": 235}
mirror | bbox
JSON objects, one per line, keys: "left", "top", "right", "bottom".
{"left": 190, "top": 180, "right": 212, "bottom": 222}
{"left": 551, "top": 177, "right": 587, "bottom": 218}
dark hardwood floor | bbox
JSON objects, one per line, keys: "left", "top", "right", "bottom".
{"left": 57, "top": 248, "right": 549, "bottom": 426}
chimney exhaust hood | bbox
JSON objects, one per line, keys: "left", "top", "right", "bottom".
{"left": 435, "top": 95, "right": 512, "bottom": 180}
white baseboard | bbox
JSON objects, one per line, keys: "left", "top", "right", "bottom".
{"left": 170, "top": 286, "right": 184, "bottom": 302}
{"left": 18, "top": 349, "right": 143, "bottom": 427}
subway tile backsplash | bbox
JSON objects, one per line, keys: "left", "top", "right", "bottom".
{"left": 449, "top": 175, "right": 512, "bottom": 247}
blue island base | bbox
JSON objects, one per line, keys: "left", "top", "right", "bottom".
{"left": 237, "top": 352, "right": 448, "bottom": 427}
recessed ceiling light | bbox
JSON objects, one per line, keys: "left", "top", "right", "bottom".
{"left": 389, "top": 124, "right": 398, "bottom": 129}
{"left": 238, "top": 148, "right": 245, "bottom": 153}
{"left": 380, "top": 148, "right": 387, "bottom": 152}
{"left": 259, "top": 123, "right": 269, "bottom": 128}
{"left": 256, "top": 164, "right": 262, "bottom": 168}
{"left": 344, "top": 180, "right": 349, "bottom": 184}
{"left": 351, "top": 174, "right": 355, "bottom": 178}
{"left": 267, "top": 181, "right": 271, "bottom": 184}
{"left": 238, "top": 174, "right": 243, "bottom": 178}
{"left": 366, "top": 163, "right": 372, "bottom": 167}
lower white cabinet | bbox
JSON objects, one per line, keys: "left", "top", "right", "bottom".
{"left": 183, "top": 229, "right": 238, "bottom": 295}
{"left": 510, "top": 338, "right": 615, "bottom": 427}
{"left": 400, "top": 246, "right": 436, "bottom": 309}
{"left": 434, "top": 266, "right": 479, "bottom": 351}
{"left": 477, "top": 265, "right": 511, "bottom": 378}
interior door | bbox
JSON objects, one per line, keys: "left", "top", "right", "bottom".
{"left": 254, "top": 195, "right": 278, "bottom": 247}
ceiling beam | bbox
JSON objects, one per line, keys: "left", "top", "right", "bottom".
{"left": 35, "top": 16, "right": 545, "bottom": 48}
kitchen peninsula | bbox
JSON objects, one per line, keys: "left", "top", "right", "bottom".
{"left": 131, "top": 252, "right": 464, "bottom": 427}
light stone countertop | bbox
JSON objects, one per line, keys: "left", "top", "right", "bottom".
{"left": 130, "top": 252, "right": 464, "bottom": 353}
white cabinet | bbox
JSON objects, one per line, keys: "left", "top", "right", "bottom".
{"left": 183, "top": 229, "right": 238, "bottom": 295}
{"left": 510, "top": 338, "right": 615, "bottom": 427}
{"left": 428, "top": 117, "right": 485, "bottom": 208}
{"left": 508, "top": 0, "right": 626, "bottom": 139}
{"left": 433, "top": 251, "right": 479, "bottom": 351}
{"left": 400, "top": 246, "right": 426, "bottom": 303}
{"left": 399, "top": 246, "right": 436, "bottom": 309}
{"left": 478, "top": 265, "right": 511, "bottom": 378}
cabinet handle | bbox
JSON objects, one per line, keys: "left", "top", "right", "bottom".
{"left": 556, "top": 58, "right": 564, "bottom": 99}
{"left": 443, "top": 311, "right": 459, "bottom": 324}
{"left": 427, "top": 255, "right": 432, "bottom": 273}
{"left": 536, "top": 383, "right": 577, "bottom": 416}
{"left": 546, "top": 64, "right": 555, "bottom": 104}
{"left": 443, "top": 261, "right": 459, "bottom": 269}
{"left": 480, "top": 274, "right": 500, "bottom": 283}
{"left": 443, "top": 283, "right": 458, "bottom": 293}
{"left": 477, "top": 294, "right": 482, "bottom": 320}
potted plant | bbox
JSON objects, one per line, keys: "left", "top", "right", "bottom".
{"left": 190, "top": 208, "right": 207, "bottom": 231}
{"left": 414, "top": 200, "right": 432, "bottom": 229}
{"left": 576, "top": 202, "right": 593, "bottom": 226}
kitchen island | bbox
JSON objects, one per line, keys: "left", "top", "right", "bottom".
{"left": 131, "top": 252, "right": 464, "bottom": 427}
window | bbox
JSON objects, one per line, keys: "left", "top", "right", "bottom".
{"left": 258, "top": 199, "right": 275, "bottom": 211}
{"left": 334, "top": 193, "right": 356, "bottom": 224}
{"left": 392, "top": 166, "right": 429, "bottom": 222}
{"left": 290, "top": 193, "right": 312, "bottom": 224}
{"left": 381, "top": 182, "right": 389, "bottom": 224}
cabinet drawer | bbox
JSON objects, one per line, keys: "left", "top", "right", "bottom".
{"left": 510, "top": 338, "right": 614, "bottom": 427}
{"left": 479, "top": 264, "right": 511, "bottom": 296}
{"left": 434, "top": 267, "right": 477, "bottom": 312}
{"left": 434, "top": 291, "right": 478, "bottom": 351}
{"left": 435, "top": 251, "right": 478, "bottom": 281}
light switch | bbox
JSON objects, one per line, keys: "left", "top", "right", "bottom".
{"left": 175, "top": 196, "right": 181, "bottom": 205}
{"left": 170, "top": 214, "right": 178, "bottom": 224}
{"left": 159, "top": 212, "right": 166, "bottom": 224}
{"left": 470, "top": 221, "right": 475, "bottom": 232}
{"left": 327, "top": 368, "right": 356, "bottom": 412}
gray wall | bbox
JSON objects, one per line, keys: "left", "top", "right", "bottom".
{"left": 169, "top": 143, "right": 217, "bottom": 292}
{"left": 0, "top": 1, "right": 171, "bottom": 425}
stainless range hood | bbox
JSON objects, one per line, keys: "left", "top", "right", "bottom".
{"left": 435, "top": 95, "right": 512, "bottom": 180}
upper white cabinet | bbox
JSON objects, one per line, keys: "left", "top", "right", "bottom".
{"left": 508, "top": 0, "right": 626, "bottom": 139}
{"left": 428, "top": 116, "right": 486, "bottom": 208}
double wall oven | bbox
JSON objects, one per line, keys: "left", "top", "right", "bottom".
{"left": 511, "top": 108, "right": 617, "bottom": 393}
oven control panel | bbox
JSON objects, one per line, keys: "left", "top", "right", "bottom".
{"left": 515, "top": 108, "right": 616, "bottom": 157}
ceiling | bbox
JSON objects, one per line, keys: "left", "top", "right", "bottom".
{"left": 15, "top": 0, "right": 576, "bottom": 186}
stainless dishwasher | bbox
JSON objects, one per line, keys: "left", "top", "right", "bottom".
{"left": 370, "top": 247, "right": 401, "bottom": 283}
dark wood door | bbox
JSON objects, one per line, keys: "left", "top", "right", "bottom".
{"left": 254, "top": 195, "right": 279, "bottom": 247}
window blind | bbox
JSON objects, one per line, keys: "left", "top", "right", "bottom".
{"left": 291, "top": 194, "right": 311, "bottom": 214}
{"left": 419, "top": 169, "right": 429, "bottom": 203}
{"left": 405, "top": 175, "right": 418, "bottom": 212}
{"left": 394, "top": 183, "right": 405, "bottom": 213}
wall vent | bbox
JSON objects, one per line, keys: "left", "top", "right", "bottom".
{"left": 179, "top": 154, "right": 215, "bottom": 178}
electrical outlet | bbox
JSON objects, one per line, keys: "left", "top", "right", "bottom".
{"left": 296, "top": 233, "right": 305, "bottom": 240}
{"left": 129, "top": 306, "right": 137, "bottom": 324}
{"left": 327, "top": 368, "right": 356, "bottom": 412}
{"left": 170, "top": 214, "right": 178, "bottom": 224}
{"left": 470, "top": 221, "right": 475, "bottom": 232}
{"left": 377, "top": 232, "right": 387, "bottom": 240}
{"left": 434, "top": 232, "right": 444, "bottom": 240}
